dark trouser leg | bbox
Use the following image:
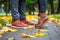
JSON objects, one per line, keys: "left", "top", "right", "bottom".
{"left": 10, "top": 0, "right": 28, "bottom": 27}
{"left": 18, "top": 0, "right": 26, "bottom": 20}
{"left": 38, "top": 0, "right": 46, "bottom": 14}
{"left": 18, "top": 0, "right": 34, "bottom": 25}
{"left": 35, "top": 0, "right": 48, "bottom": 29}
{"left": 10, "top": 0, "right": 20, "bottom": 20}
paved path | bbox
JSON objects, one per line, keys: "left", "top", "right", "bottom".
{"left": 0, "top": 22, "right": 60, "bottom": 40}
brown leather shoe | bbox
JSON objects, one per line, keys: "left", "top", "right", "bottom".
{"left": 20, "top": 20, "right": 34, "bottom": 25}
{"left": 12, "top": 20, "right": 28, "bottom": 27}
{"left": 35, "top": 13, "right": 48, "bottom": 29}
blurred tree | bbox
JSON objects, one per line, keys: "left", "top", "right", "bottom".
{"left": 49, "top": 0, "right": 55, "bottom": 14}
{"left": 26, "top": 0, "right": 37, "bottom": 15}
{"left": 47, "top": 0, "right": 58, "bottom": 14}
{"left": 0, "top": 0, "right": 58, "bottom": 15}
{"left": 53, "top": 0, "right": 58, "bottom": 13}
{"left": 0, "top": 0, "right": 10, "bottom": 16}
{"left": 3, "top": 0, "right": 10, "bottom": 16}
{"left": 0, "top": 0, "right": 5, "bottom": 11}
{"left": 57, "top": 0, "right": 60, "bottom": 13}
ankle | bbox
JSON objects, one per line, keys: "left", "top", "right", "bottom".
{"left": 38, "top": 13, "right": 46, "bottom": 18}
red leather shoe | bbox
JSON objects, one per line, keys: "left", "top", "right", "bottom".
{"left": 35, "top": 13, "right": 48, "bottom": 29}
{"left": 12, "top": 20, "right": 28, "bottom": 28}
{"left": 20, "top": 20, "right": 34, "bottom": 25}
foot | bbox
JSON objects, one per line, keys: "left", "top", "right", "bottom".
{"left": 20, "top": 20, "right": 34, "bottom": 25}
{"left": 35, "top": 13, "right": 48, "bottom": 29}
{"left": 12, "top": 20, "right": 28, "bottom": 27}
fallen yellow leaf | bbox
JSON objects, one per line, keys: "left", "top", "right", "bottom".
{"left": 26, "top": 15, "right": 31, "bottom": 21}
{"left": 40, "top": 29, "right": 49, "bottom": 32}
{"left": 34, "top": 32, "right": 47, "bottom": 37}
{"left": 6, "top": 24, "right": 12, "bottom": 27}
{"left": 48, "top": 15, "right": 53, "bottom": 18}
{"left": 8, "top": 29, "right": 17, "bottom": 32}
{"left": 22, "top": 33, "right": 36, "bottom": 38}
{"left": 0, "top": 30, "right": 4, "bottom": 35}
{"left": 8, "top": 38, "right": 15, "bottom": 40}
{"left": 2, "top": 27, "right": 10, "bottom": 32}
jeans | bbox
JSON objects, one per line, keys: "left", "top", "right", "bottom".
{"left": 38, "top": 0, "right": 47, "bottom": 13}
{"left": 10, "top": 0, "right": 46, "bottom": 20}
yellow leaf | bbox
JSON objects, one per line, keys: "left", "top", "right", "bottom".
{"left": 8, "top": 29, "right": 17, "bottom": 32}
{"left": 34, "top": 15, "right": 38, "bottom": 19}
{"left": 58, "top": 22, "right": 60, "bottom": 24}
{"left": 8, "top": 38, "right": 15, "bottom": 40}
{"left": 48, "top": 15, "right": 53, "bottom": 18}
{"left": 34, "top": 33, "right": 47, "bottom": 37}
{"left": 40, "top": 29, "right": 49, "bottom": 32}
{"left": 0, "top": 30, "right": 4, "bottom": 35}
{"left": 2, "top": 27, "right": 10, "bottom": 32}
{"left": 26, "top": 15, "right": 31, "bottom": 21}
{"left": 22, "top": 33, "right": 36, "bottom": 38}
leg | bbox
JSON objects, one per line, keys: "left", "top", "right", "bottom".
{"left": 18, "top": 0, "right": 34, "bottom": 25}
{"left": 38, "top": 0, "right": 46, "bottom": 13}
{"left": 18, "top": 0, "right": 26, "bottom": 20}
{"left": 10, "top": 0, "right": 27, "bottom": 27}
{"left": 35, "top": 0, "right": 48, "bottom": 29}
{"left": 10, "top": 0, "right": 20, "bottom": 20}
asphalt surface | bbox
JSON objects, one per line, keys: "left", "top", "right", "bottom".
{"left": 0, "top": 22, "right": 60, "bottom": 40}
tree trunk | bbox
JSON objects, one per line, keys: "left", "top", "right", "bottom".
{"left": 32, "top": 4, "right": 35, "bottom": 15}
{"left": 49, "top": 0, "right": 54, "bottom": 14}
{"left": 57, "top": 0, "right": 60, "bottom": 13}
{"left": 29, "top": 10, "right": 31, "bottom": 15}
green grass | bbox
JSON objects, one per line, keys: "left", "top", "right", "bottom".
{"left": 0, "top": 19, "right": 5, "bottom": 26}
{"left": 0, "top": 13, "right": 11, "bottom": 17}
{"left": 52, "top": 14, "right": 60, "bottom": 19}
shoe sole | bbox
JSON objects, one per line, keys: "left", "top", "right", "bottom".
{"left": 11, "top": 26, "right": 28, "bottom": 29}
